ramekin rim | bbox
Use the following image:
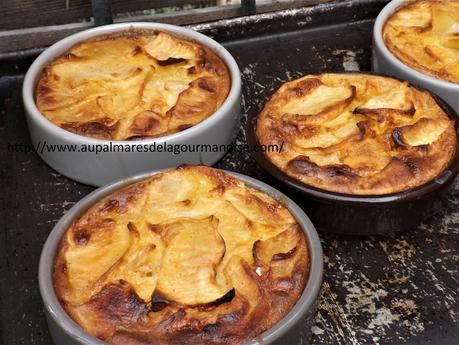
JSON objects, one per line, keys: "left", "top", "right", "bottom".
{"left": 373, "top": 0, "right": 459, "bottom": 90}
{"left": 38, "top": 167, "right": 323, "bottom": 345}
{"left": 22, "top": 22, "right": 242, "bottom": 145}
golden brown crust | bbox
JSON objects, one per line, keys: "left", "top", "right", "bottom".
{"left": 256, "top": 73, "right": 457, "bottom": 195}
{"left": 36, "top": 30, "right": 230, "bottom": 140}
{"left": 53, "top": 165, "right": 309, "bottom": 345}
{"left": 383, "top": 0, "right": 459, "bottom": 84}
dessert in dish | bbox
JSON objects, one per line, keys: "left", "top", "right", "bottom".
{"left": 383, "top": 0, "right": 459, "bottom": 84}
{"left": 53, "top": 165, "right": 309, "bottom": 345}
{"left": 256, "top": 73, "right": 457, "bottom": 195}
{"left": 35, "top": 30, "right": 230, "bottom": 140}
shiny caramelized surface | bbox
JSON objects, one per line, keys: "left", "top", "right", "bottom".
{"left": 53, "top": 166, "right": 309, "bottom": 345}
{"left": 383, "top": 0, "right": 459, "bottom": 83}
{"left": 36, "top": 31, "right": 230, "bottom": 140}
{"left": 256, "top": 73, "right": 457, "bottom": 195}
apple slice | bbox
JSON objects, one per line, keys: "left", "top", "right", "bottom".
{"left": 282, "top": 84, "right": 356, "bottom": 124}
{"left": 393, "top": 117, "right": 450, "bottom": 147}
{"left": 144, "top": 32, "right": 195, "bottom": 61}
{"left": 155, "top": 216, "right": 231, "bottom": 305}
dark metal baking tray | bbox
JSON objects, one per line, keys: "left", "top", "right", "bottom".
{"left": 1, "top": 0, "right": 458, "bottom": 344}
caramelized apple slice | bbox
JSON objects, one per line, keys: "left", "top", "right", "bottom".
{"left": 224, "top": 188, "right": 287, "bottom": 226}
{"left": 431, "top": 3, "right": 457, "bottom": 33}
{"left": 155, "top": 216, "right": 231, "bottom": 305}
{"left": 96, "top": 68, "right": 145, "bottom": 117}
{"left": 442, "top": 35, "right": 459, "bottom": 50}
{"left": 282, "top": 84, "right": 355, "bottom": 124}
{"left": 393, "top": 117, "right": 450, "bottom": 147}
{"left": 387, "top": 1, "right": 431, "bottom": 30}
{"left": 64, "top": 221, "right": 132, "bottom": 305}
{"left": 167, "top": 77, "right": 220, "bottom": 128}
{"left": 224, "top": 256, "right": 261, "bottom": 306}
{"left": 98, "top": 222, "right": 164, "bottom": 303}
{"left": 144, "top": 32, "right": 196, "bottom": 61}
{"left": 354, "top": 86, "right": 415, "bottom": 118}
{"left": 253, "top": 225, "right": 300, "bottom": 265}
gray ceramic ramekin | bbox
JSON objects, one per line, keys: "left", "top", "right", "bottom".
{"left": 38, "top": 168, "right": 323, "bottom": 345}
{"left": 372, "top": 0, "right": 459, "bottom": 113}
{"left": 23, "top": 23, "right": 241, "bottom": 187}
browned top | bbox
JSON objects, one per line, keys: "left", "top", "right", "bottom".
{"left": 36, "top": 31, "right": 230, "bottom": 140}
{"left": 53, "top": 165, "right": 309, "bottom": 345}
{"left": 256, "top": 73, "right": 457, "bottom": 195}
{"left": 383, "top": 0, "right": 459, "bottom": 83}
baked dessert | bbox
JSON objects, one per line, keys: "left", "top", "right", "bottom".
{"left": 256, "top": 73, "right": 457, "bottom": 195}
{"left": 36, "top": 30, "right": 230, "bottom": 140}
{"left": 383, "top": 0, "right": 459, "bottom": 83}
{"left": 53, "top": 165, "right": 309, "bottom": 344}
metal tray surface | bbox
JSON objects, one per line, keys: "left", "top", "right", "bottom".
{"left": 1, "top": 1, "right": 458, "bottom": 344}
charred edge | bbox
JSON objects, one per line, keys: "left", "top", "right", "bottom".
{"left": 287, "top": 156, "right": 318, "bottom": 176}
{"left": 354, "top": 106, "right": 416, "bottom": 117}
{"left": 198, "top": 79, "right": 215, "bottom": 93}
{"left": 197, "top": 49, "right": 216, "bottom": 74}
{"left": 288, "top": 78, "right": 322, "bottom": 97}
{"left": 126, "top": 135, "right": 155, "bottom": 141}
{"left": 61, "top": 120, "right": 118, "bottom": 140}
{"left": 130, "top": 45, "right": 143, "bottom": 56}
{"left": 326, "top": 165, "right": 357, "bottom": 178}
{"left": 157, "top": 57, "right": 188, "bottom": 66}
{"left": 191, "top": 289, "right": 237, "bottom": 312}
{"left": 151, "top": 291, "right": 173, "bottom": 312}
{"left": 148, "top": 223, "right": 162, "bottom": 234}
{"left": 353, "top": 107, "right": 386, "bottom": 122}
{"left": 73, "top": 227, "right": 91, "bottom": 246}
{"left": 402, "top": 158, "right": 421, "bottom": 176}
{"left": 176, "top": 124, "right": 193, "bottom": 131}
{"left": 91, "top": 280, "right": 148, "bottom": 322}
{"left": 100, "top": 199, "right": 119, "bottom": 212}
{"left": 392, "top": 127, "right": 409, "bottom": 147}
{"left": 273, "top": 277, "right": 295, "bottom": 294}
{"left": 272, "top": 246, "right": 297, "bottom": 261}
{"left": 127, "top": 222, "right": 140, "bottom": 236}
{"left": 357, "top": 120, "right": 376, "bottom": 138}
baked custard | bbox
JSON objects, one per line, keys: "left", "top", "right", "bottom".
{"left": 53, "top": 165, "right": 309, "bottom": 344}
{"left": 256, "top": 73, "right": 457, "bottom": 195}
{"left": 36, "top": 31, "right": 230, "bottom": 140}
{"left": 383, "top": 0, "right": 459, "bottom": 83}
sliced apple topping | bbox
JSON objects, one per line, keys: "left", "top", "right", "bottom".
{"left": 393, "top": 117, "right": 450, "bottom": 147}
{"left": 65, "top": 221, "right": 132, "bottom": 305}
{"left": 155, "top": 216, "right": 231, "bottom": 305}
{"left": 388, "top": 1, "right": 432, "bottom": 30}
{"left": 96, "top": 222, "right": 163, "bottom": 303}
{"left": 431, "top": 3, "right": 458, "bottom": 34}
{"left": 282, "top": 84, "right": 355, "bottom": 124}
{"left": 167, "top": 77, "right": 220, "bottom": 128}
{"left": 253, "top": 225, "right": 300, "bottom": 266}
{"left": 224, "top": 256, "right": 262, "bottom": 307}
{"left": 354, "top": 86, "right": 415, "bottom": 118}
{"left": 144, "top": 32, "right": 196, "bottom": 61}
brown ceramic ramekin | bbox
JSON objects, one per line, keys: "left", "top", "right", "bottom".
{"left": 247, "top": 73, "right": 459, "bottom": 235}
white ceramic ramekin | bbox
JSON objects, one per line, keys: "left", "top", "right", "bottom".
{"left": 23, "top": 23, "right": 241, "bottom": 187}
{"left": 372, "top": 0, "right": 459, "bottom": 113}
{"left": 38, "top": 168, "right": 323, "bottom": 345}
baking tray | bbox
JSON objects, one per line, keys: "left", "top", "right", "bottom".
{"left": 1, "top": 0, "right": 458, "bottom": 344}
